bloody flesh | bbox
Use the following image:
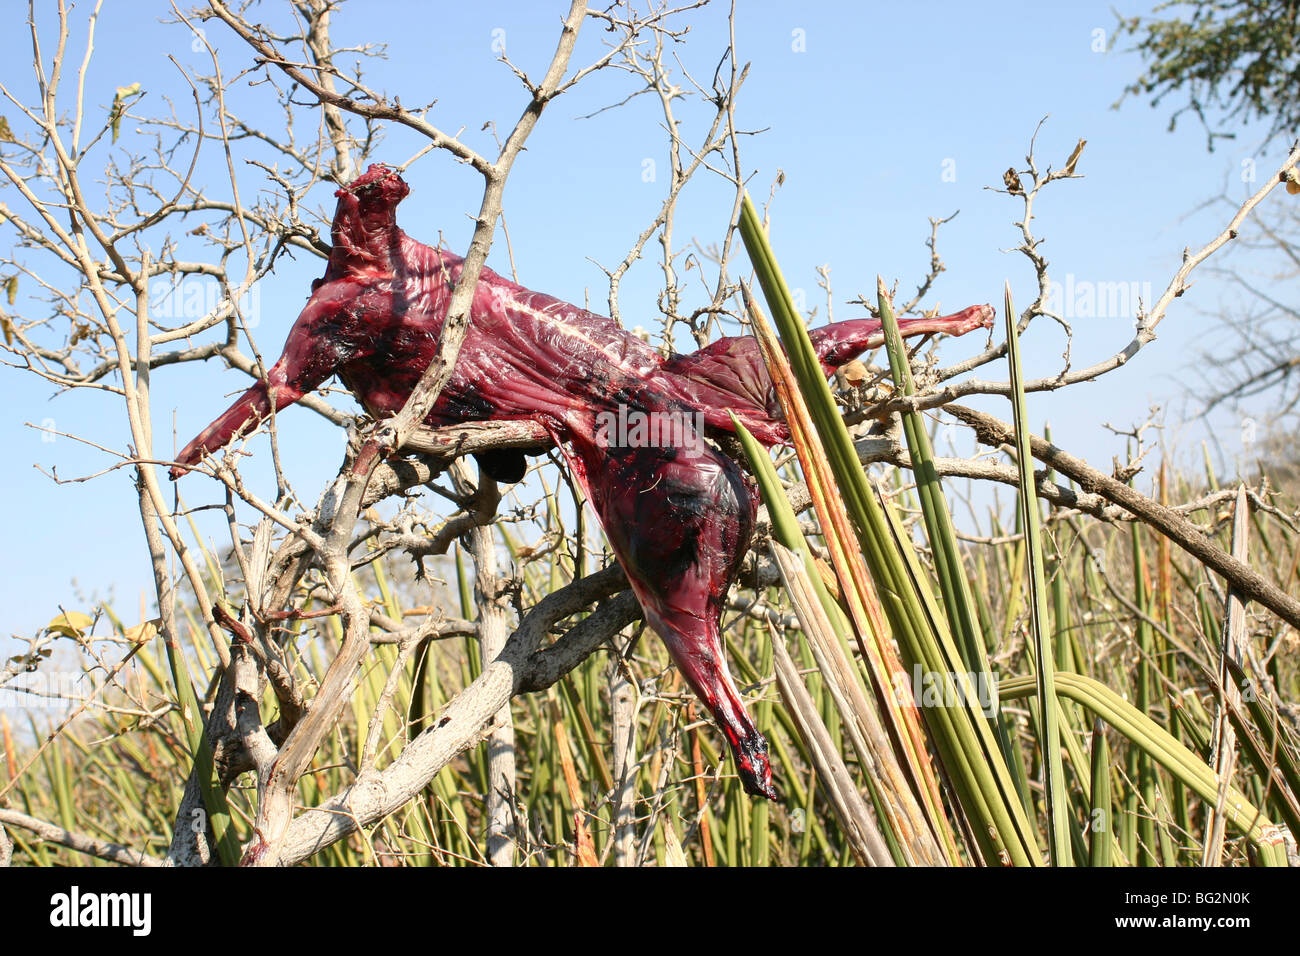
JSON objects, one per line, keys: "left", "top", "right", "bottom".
{"left": 173, "top": 165, "right": 994, "bottom": 799}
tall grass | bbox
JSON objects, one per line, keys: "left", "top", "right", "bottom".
{"left": 2, "top": 203, "right": 1297, "bottom": 866}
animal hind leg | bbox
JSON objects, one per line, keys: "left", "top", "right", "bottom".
{"left": 556, "top": 414, "right": 776, "bottom": 798}
{"left": 655, "top": 304, "right": 995, "bottom": 442}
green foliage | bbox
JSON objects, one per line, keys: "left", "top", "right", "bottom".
{"left": 3, "top": 442, "right": 1298, "bottom": 866}
{"left": 4, "top": 209, "right": 1300, "bottom": 866}
{"left": 1116, "top": 0, "right": 1300, "bottom": 149}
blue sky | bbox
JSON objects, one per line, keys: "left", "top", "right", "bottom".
{"left": 0, "top": 1, "right": 1289, "bottom": 651}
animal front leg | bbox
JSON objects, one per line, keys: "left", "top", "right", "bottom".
{"left": 170, "top": 379, "right": 277, "bottom": 479}
{"left": 170, "top": 285, "right": 388, "bottom": 479}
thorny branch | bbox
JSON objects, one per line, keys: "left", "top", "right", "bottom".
{"left": 4, "top": 0, "right": 1300, "bottom": 870}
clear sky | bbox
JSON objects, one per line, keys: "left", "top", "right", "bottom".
{"left": 0, "top": 1, "right": 1288, "bottom": 652}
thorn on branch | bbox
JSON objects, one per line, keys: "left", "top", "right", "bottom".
{"left": 212, "top": 602, "right": 253, "bottom": 644}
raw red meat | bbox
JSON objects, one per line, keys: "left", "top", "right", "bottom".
{"left": 173, "top": 165, "right": 993, "bottom": 799}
